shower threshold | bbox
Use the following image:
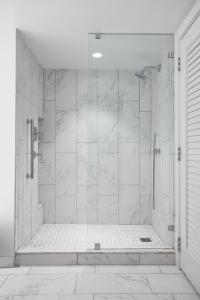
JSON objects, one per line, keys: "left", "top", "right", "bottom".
{"left": 16, "top": 224, "right": 175, "bottom": 265}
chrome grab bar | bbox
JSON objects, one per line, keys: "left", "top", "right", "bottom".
{"left": 152, "top": 133, "right": 161, "bottom": 210}
{"left": 27, "top": 119, "right": 41, "bottom": 179}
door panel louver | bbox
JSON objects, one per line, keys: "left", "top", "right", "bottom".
{"left": 186, "top": 40, "right": 200, "bottom": 262}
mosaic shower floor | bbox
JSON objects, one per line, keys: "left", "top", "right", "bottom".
{"left": 17, "top": 224, "right": 172, "bottom": 253}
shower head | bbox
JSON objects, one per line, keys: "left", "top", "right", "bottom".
{"left": 135, "top": 64, "right": 161, "bottom": 80}
{"left": 135, "top": 71, "right": 146, "bottom": 80}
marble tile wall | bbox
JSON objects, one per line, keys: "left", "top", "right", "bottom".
{"left": 15, "top": 31, "right": 44, "bottom": 250}
{"left": 39, "top": 69, "right": 152, "bottom": 224}
{"left": 150, "top": 40, "right": 174, "bottom": 247}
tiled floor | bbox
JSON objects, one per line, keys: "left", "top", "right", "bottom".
{"left": 18, "top": 224, "right": 168, "bottom": 253}
{"left": 0, "top": 265, "right": 199, "bottom": 299}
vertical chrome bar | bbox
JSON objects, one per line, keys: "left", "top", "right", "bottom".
{"left": 152, "top": 133, "right": 157, "bottom": 210}
{"left": 27, "top": 118, "right": 34, "bottom": 179}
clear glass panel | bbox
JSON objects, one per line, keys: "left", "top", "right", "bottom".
{"left": 88, "top": 33, "right": 174, "bottom": 249}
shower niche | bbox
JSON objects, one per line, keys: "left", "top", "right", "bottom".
{"left": 15, "top": 32, "right": 175, "bottom": 265}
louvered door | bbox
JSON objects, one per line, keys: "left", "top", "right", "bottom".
{"left": 180, "top": 13, "right": 200, "bottom": 293}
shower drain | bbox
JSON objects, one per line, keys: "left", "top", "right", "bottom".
{"left": 140, "top": 237, "right": 152, "bottom": 242}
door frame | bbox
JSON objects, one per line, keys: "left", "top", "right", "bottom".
{"left": 175, "top": 0, "right": 200, "bottom": 268}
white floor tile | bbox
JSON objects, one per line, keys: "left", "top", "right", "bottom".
{"left": 159, "top": 265, "right": 182, "bottom": 274}
{"left": 0, "top": 268, "right": 29, "bottom": 275}
{"left": 17, "top": 224, "right": 167, "bottom": 253}
{"left": 0, "top": 277, "right": 7, "bottom": 288}
{"left": 147, "top": 274, "right": 197, "bottom": 294}
{"left": 94, "top": 295, "right": 174, "bottom": 300}
{"left": 29, "top": 266, "right": 95, "bottom": 274}
{"left": 173, "top": 295, "right": 200, "bottom": 300}
{"left": 0, "top": 274, "right": 76, "bottom": 296}
{"left": 13, "top": 296, "right": 93, "bottom": 300}
{"left": 76, "top": 274, "right": 152, "bottom": 294}
{"left": 96, "top": 265, "right": 161, "bottom": 274}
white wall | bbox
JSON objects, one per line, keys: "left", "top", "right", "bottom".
{"left": 0, "top": 1, "right": 16, "bottom": 266}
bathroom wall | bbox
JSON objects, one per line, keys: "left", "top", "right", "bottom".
{"left": 39, "top": 69, "right": 152, "bottom": 225}
{"left": 15, "top": 31, "right": 43, "bottom": 250}
{"left": 150, "top": 43, "right": 174, "bottom": 247}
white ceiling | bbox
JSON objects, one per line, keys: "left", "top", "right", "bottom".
{"left": 12, "top": 0, "right": 196, "bottom": 69}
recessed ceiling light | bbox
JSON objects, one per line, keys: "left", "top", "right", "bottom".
{"left": 92, "top": 52, "right": 103, "bottom": 58}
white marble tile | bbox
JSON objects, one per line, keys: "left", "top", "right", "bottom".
{"left": 94, "top": 295, "right": 174, "bottom": 300}
{"left": 76, "top": 273, "right": 151, "bottom": 293}
{"left": 38, "top": 143, "right": 55, "bottom": 184}
{"left": 77, "top": 143, "right": 97, "bottom": 186}
{"left": 159, "top": 265, "right": 182, "bottom": 274}
{"left": 13, "top": 296, "right": 93, "bottom": 300}
{"left": 119, "top": 101, "right": 139, "bottom": 142}
{"left": 0, "top": 276, "right": 7, "bottom": 288}
{"left": 56, "top": 111, "right": 76, "bottom": 152}
{"left": 173, "top": 295, "right": 200, "bottom": 300}
{"left": 43, "top": 69, "right": 56, "bottom": 101}
{"left": 119, "top": 186, "right": 139, "bottom": 224}
{"left": 87, "top": 186, "right": 98, "bottom": 224}
{"left": 56, "top": 195, "right": 76, "bottom": 223}
{"left": 140, "top": 72, "right": 152, "bottom": 111}
{"left": 15, "top": 253, "right": 77, "bottom": 266}
{"left": 140, "top": 112, "right": 151, "bottom": 154}
{"left": 139, "top": 195, "right": 151, "bottom": 225}
{"left": 140, "top": 254, "right": 175, "bottom": 265}
{"left": 0, "top": 274, "right": 76, "bottom": 296}
{"left": 98, "top": 153, "right": 118, "bottom": 195}
{"left": 147, "top": 274, "right": 196, "bottom": 294}
{"left": 29, "top": 266, "right": 95, "bottom": 275}
{"left": 77, "top": 70, "right": 97, "bottom": 100}
{"left": 96, "top": 265, "right": 160, "bottom": 274}
{"left": 56, "top": 70, "right": 76, "bottom": 110}
{"left": 39, "top": 101, "right": 55, "bottom": 142}
{"left": 38, "top": 185, "right": 55, "bottom": 223}
{"left": 23, "top": 46, "right": 32, "bottom": 101}
{"left": 0, "top": 268, "right": 29, "bottom": 275}
{"left": 77, "top": 186, "right": 87, "bottom": 224}
{"left": 140, "top": 154, "right": 151, "bottom": 195}
{"left": 98, "top": 111, "right": 118, "bottom": 153}
{"left": 77, "top": 101, "right": 97, "bottom": 142}
{"left": 119, "top": 70, "right": 139, "bottom": 100}
{"left": 56, "top": 153, "right": 76, "bottom": 195}
{"left": 78, "top": 254, "right": 139, "bottom": 265}
{"left": 98, "top": 196, "right": 118, "bottom": 224}
{"left": 98, "top": 70, "right": 118, "bottom": 111}
{"left": 119, "top": 143, "right": 139, "bottom": 185}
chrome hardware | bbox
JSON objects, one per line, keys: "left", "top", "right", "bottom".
{"left": 94, "top": 243, "right": 101, "bottom": 250}
{"left": 153, "top": 133, "right": 161, "bottom": 210}
{"left": 177, "top": 237, "right": 181, "bottom": 253}
{"left": 26, "top": 118, "right": 34, "bottom": 179}
{"left": 168, "top": 51, "right": 174, "bottom": 58}
{"left": 33, "top": 126, "right": 40, "bottom": 142}
{"left": 178, "top": 146, "right": 181, "bottom": 161}
{"left": 178, "top": 57, "right": 181, "bottom": 72}
{"left": 33, "top": 151, "right": 42, "bottom": 159}
{"left": 168, "top": 225, "right": 175, "bottom": 232}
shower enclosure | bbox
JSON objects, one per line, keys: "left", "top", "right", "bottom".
{"left": 15, "top": 32, "right": 175, "bottom": 265}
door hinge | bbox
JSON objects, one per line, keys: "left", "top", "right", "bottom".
{"left": 168, "top": 51, "right": 174, "bottom": 58}
{"left": 177, "top": 237, "right": 181, "bottom": 253}
{"left": 178, "top": 146, "right": 181, "bottom": 161}
{"left": 178, "top": 57, "right": 181, "bottom": 71}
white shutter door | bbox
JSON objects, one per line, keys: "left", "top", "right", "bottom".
{"left": 180, "top": 13, "right": 200, "bottom": 293}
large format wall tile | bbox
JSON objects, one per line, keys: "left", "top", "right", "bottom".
{"left": 56, "top": 70, "right": 76, "bottom": 110}
{"left": 39, "top": 101, "right": 55, "bottom": 142}
{"left": 77, "top": 143, "right": 97, "bottom": 186}
{"left": 98, "top": 70, "right": 118, "bottom": 110}
{"left": 119, "top": 101, "right": 139, "bottom": 142}
{"left": 98, "top": 111, "right": 118, "bottom": 153}
{"left": 77, "top": 101, "right": 97, "bottom": 142}
{"left": 98, "top": 153, "right": 118, "bottom": 195}
{"left": 56, "top": 195, "right": 76, "bottom": 223}
{"left": 98, "top": 196, "right": 118, "bottom": 224}
{"left": 140, "top": 112, "right": 151, "bottom": 154}
{"left": 56, "top": 111, "right": 76, "bottom": 152}
{"left": 119, "top": 70, "right": 139, "bottom": 100}
{"left": 44, "top": 69, "right": 56, "bottom": 101}
{"left": 119, "top": 186, "right": 139, "bottom": 224}
{"left": 140, "top": 154, "right": 151, "bottom": 195}
{"left": 119, "top": 143, "right": 139, "bottom": 185}
{"left": 39, "top": 185, "right": 56, "bottom": 223}
{"left": 77, "top": 70, "right": 98, "bottom": 101}
{"left": 56, "top": 153, "right": 76, "bottom": 196}
{"left": 140, "top": 195, "right": 151, "bottom": 225}
{"left": 39, "top": 143, "right": 55, "bottom": 184}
